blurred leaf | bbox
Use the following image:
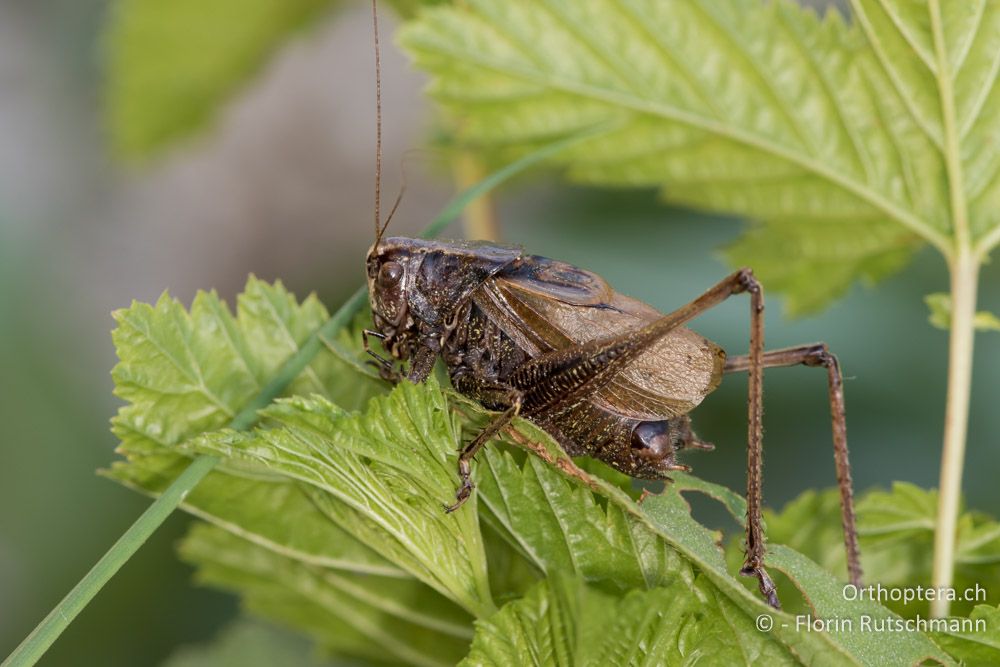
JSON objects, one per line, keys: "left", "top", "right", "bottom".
{"left": 925, "top": 292, "right": 1000, "bottom": 331}
{"left": 461, "top": 574, "right": 796, "bottom": 666}
{"left": 185, "top": 382, "right": 495, "bottom": 617}
{"left": 726, "top": 220, "right": 919, "bottom": 316}
{"left": 931, "top": 604, "right": 1000, "bottom": 666}
{"left": 106, "top": 0, "right": 338, "bottom": 157}
{"left": 384, "top": 0, "right": 451, "bottom": 20}
{"left": 179, "top": 523, "right": 472, "bottom": 667}
{"left": 400, "top": 0, "right": 1000, "bottom": 312}
{"left": 163, "top": 617, "right": 336, "bottom": 667}
{"left": 859, "top": 481, "right": 940, "bottom": 540}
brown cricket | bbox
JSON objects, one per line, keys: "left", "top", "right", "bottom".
{"left": 363, "top": 0, "right": 860, "bottom": 610}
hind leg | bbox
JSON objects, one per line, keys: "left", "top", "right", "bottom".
{"left": 725, "top": 343, "right": 861, "bottom": 587}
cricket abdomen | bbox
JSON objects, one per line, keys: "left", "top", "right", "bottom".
{"left": 444, "top": 300, "right": 696, "bottom": 479}
{"left": 535, "top": 401, "right": 695, "bottom": 480}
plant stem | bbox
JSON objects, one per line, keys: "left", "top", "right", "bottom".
{"left": 452, "top": 151, "right": 499, "bottom": 241}
{"left": 927, "top": 0, "right": 982, "bottom": 619}
{"left": 931, "top": 249, "right": 980, "bottom": 618}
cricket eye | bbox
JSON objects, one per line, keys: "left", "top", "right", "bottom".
{"left": 378, "top": 261, "right": 403, "bottom": 288}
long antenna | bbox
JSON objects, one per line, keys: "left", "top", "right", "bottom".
{"left": 371, "top": 0, "right": 382, "bottom": 241}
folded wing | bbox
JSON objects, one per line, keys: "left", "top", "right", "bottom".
{"left": 474, "top": 256, "right": 725, "bottom": 420}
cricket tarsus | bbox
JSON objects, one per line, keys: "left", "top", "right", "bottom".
{"left": 726, "top": 344, "right": 863, "bottom": 588}
{"left": 743, "top": 563, "right": 781, "bottom": 610}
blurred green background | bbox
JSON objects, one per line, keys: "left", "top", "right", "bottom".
{"left": 2, "top": 1, "right": 999, "bottom": 665}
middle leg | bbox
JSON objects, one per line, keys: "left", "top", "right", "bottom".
{"left": 445, "top": 373, "right": 523, "bottom": 513}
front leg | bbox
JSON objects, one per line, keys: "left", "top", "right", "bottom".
{"left": 406, "top": 344, "right": 438, "bottom": 383}
{"left": 362, "top": 329, "right": 402, "bottom": 383}
{"left": 445, "top": 374, "right": 523, "bottom": 513}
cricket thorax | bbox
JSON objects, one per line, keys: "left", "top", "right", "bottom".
{"left": 444, "top": 302, "right": 527, "bottom": 387}
{"left": 366, "top": 237, "right": 523, "bottom": 364}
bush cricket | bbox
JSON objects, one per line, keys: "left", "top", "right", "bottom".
{"left": 362, "top": 0, "right": 861, "bottom": 610}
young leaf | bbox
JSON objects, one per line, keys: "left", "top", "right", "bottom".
{"left": 180, "top": 523, "right": 472, "bottom": 667}
{"left": 400, "top": 0, "right": 1000, "bottom": 311}
{"left": 175, "top": 372, "right": 945, "bottom": 664}
{"left": 184, "top": 382, "right": 496, "bottom": 617}
{"left": 107, "top": 277, "right": 397, "bottom": 575}
{"left": 106, "top": 0, "right": 338, "bottom": 157}
{"left": 111, "top": 276, "right": 363, "bottom": 453}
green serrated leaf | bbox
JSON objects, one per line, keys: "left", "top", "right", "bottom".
{"left": 111, "top": 276, "right": 356, "bottom": 454}
{"left": 185, "top": 381, "right": 495, "bottom": 617}
{"left": 106, "top": 277, "right": 392, "bottom": 576}
{"left": 400, "top": 0, "right": 1000, "bottom": 311}
{"left": 925, "top": 292, "right": 1000, "bottom": 331}
{"left": 104, "top": 275, "right": 958, "bottom": 664}
{"left": 106, "top": 0, "right": 338, "bottom": 157}
{"left": 562, "top": 453, "right": 947, "bottom": 664}
{"left": 180, "top": 523, "right": 472, "bottom": 667}
{"left": 197, "top": 379, "right": 945, "bottom": 664}
{"left": 461, "top": 574, "right": 797, "bottom": 666}
{"left": 476, "top": 448, "right": 687, "bottom": 592}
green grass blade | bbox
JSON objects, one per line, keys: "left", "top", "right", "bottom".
{"left": 2, "top": 455, "right": 219, "bottom": 667}
{"left": 3, "top": 125, "right": 605, "bottom": 667}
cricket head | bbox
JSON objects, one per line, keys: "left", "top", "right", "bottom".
{"left": 366, "top": 237, "right": 422, "bottom": 361}
{"left": 363, "top": 4, "right": 525, "bottom": 365}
